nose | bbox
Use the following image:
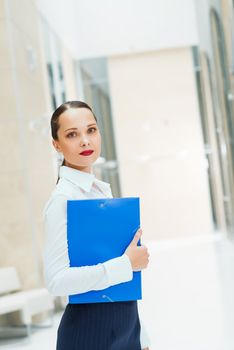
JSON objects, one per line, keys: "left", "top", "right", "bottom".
{"left": 80, "top": 134, "right": 90, "bottom": 147}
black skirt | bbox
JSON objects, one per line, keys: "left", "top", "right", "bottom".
{"left": 56, "top": 301, "right": 141, "bottom": 350}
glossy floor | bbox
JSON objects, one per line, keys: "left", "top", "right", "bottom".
{"left": 1, "top": 233, "right": 234, "bottom": 350}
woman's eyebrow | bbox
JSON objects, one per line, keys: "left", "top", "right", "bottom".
{"left": 64, "top": 124, "right": 96, "bottom": 132}
{"left": 64, "top": 127, "right": 77, "bottom": 132}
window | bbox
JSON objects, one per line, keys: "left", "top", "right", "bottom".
{"left": 40, "top": 17, "right": 66, "bottom": 109}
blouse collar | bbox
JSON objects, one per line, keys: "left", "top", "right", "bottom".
{"left": 59, "top": 165, "right": 110, "bottom": 193}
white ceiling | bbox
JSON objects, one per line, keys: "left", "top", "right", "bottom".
{"left": 36, "top": 0, "right": 199, "bottom": 59}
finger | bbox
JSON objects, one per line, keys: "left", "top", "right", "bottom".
{"left": 130, "top": 229, "right": 142, "bottom": 246}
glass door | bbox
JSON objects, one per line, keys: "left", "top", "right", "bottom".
{"left": 192, "top": 6, "right": 234, "bottom": 236}
{"left": 210, "top": 9, "right": 234, "bottom": 235}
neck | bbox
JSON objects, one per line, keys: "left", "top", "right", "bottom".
{"left": 64, "top": 161, "right": 92, "bottom": 173}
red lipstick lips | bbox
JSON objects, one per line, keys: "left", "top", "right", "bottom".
{"left": 80, "top": 150, "right": 94, "bottom": 156}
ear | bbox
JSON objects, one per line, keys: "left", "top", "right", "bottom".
{"left": 52, "top": 139, "right": 62, "bottom": 153}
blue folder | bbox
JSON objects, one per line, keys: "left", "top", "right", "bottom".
{"left": 67, "top": 197, "right": 142, "bottom": 304}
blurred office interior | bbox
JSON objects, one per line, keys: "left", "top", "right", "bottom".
{"left": 0, "top": 0, "right": 234, "bottom": 349}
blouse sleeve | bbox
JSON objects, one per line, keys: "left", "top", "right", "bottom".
{"left": 43, "top": 194, "right": 133, "bottom": 296}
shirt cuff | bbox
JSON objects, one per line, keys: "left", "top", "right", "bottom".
{"left": 102, "top": 254, "right": 133, "bottom": 286}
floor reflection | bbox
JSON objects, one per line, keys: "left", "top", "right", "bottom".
{"left": 1, "top": 233, "right": 234, "bottom": 350}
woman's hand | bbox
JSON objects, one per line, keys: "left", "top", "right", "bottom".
{"left": 125, "top": 228, "right": 150, "bottom": 271}
{"left": 143, "top": 348, "right": 150, "bottom": 350}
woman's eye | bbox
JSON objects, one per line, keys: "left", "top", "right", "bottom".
{"left": 67, "top": 132, "right": 77, "bottom": 138}
{"left": 88, "top": 127, "right": 97, "bottom": 133}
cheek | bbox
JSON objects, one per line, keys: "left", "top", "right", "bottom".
{"left": 62, "top": 140, "right": 78, "bottom": 154}
{"left": 90, "top": 134, "right": 101, "bottom": 154}
{"left": 96, "top": 135, "right": 101, "bottom": 151}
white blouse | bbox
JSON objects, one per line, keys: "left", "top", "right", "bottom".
{"left": 43, "top": 165, "right": 150, "bottom": 348}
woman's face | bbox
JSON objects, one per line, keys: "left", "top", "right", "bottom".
{"left": 52, "top": 107, "right": 101, "bottom": 173}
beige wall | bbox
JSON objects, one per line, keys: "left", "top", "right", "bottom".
{"left": 108, "top": 47, "right": 213, "bottom": 240}
{"left": 0, "top": 0, "right": 54, "bottom": 289}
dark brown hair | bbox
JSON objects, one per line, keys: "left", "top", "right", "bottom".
{"left": 50, "top": 100, "right": 97, "bottom": 184}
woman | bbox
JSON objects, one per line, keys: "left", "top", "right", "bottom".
{"left": 43, "top": 101, "right": 150, "bottom": 349}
